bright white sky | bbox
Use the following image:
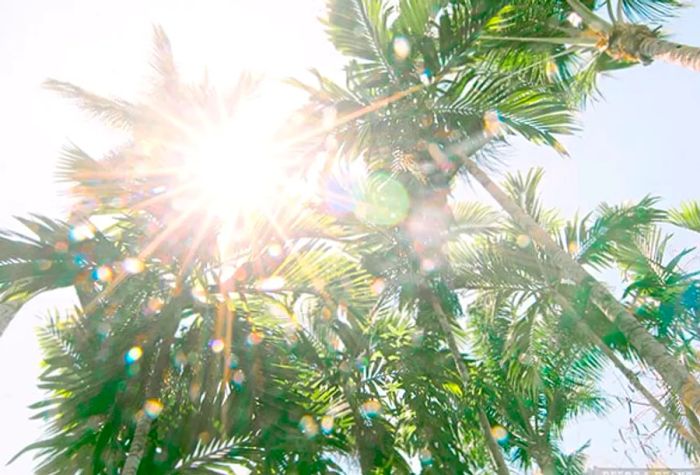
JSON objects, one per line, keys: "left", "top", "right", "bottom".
{"left": 0, "top": 0, "right": 699, "bottom": 473}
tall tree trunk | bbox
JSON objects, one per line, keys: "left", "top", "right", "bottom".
{"left": 574, "top": 311, "right": 700, "bottom": 452}
{"left": 552, "top": 292, "right": 700, "bottom": 452}
{"left": 431, "top": 295, "right": 510, "bottom": 475}
{"left": 0, "top": 301, "right": 21, "bottom": 338}
{"left": 122, "top": 296, "right": 184, "bottom": 474}
{"left": 513, "top": 401, "right": 557, "bottom": 475}
{"left": 532, "top": 447, "right": 556, "bottom": 475}
{"left": 122, "top": 415, "right": 153, "bottom": 475}
{"left": 460, "top": 158, "right": 700, "bottom": 415}
{"left": 608, "top": 23, "right": 700, "bottom": 72}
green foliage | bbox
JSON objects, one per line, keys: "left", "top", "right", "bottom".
{"left": 3, "top": 1, "right": 699, "bottom": 473}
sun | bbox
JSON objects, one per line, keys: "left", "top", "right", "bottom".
{"left": 177, "top": 87, "right": 309, "bottom": 226}
{"left": 184, "top": 111, "right": 286, "bottom": 220}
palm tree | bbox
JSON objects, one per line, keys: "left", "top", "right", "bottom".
{"left": 480, "top": 0, "right": 700, "bottom": 75}
{"left": 450, "top": 168, "right": 700, "bottom": 457}
{"left": 567, "top": 0, "right": 700, "bottom": 71}
{"left": 455, "top": 157, "right": 700, "bottom": 415}
{"left": 3, "top": 27, "right": 392, "bottom": 473}
{"left": 5, "top": 24, "right": 520, "bottom": 474}
{"left": 2, "top": 3, "right": 697, "bottom": 472}
{"left": 469, "top": 300, "right": 605, "bottom": 475}
{"left": 313, "top": 0, "right": 700, "bottom": 420}
{"left": 311, "top": 1, "right": 584, "bottom": 469}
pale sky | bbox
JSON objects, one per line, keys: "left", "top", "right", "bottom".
{"left": 0, "top": 0, "right": 699, "bottom": 473}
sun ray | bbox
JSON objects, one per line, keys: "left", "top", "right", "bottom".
{"left": 130, "top": 182, "right": 197, "bottom": 212}
{"left": 81, "top": 199, "right": 203, "bottom": 315}
{"left": 175, "top": 211, "right": 217, "bottom": 285}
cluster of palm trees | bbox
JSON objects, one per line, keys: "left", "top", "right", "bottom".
{"left": 1, "top": 0, "right": 699, "bottom": 473}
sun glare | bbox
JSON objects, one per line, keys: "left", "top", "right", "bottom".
{"left": 187, "top": 123, "right": 281, "bottom": 217}
{"left": 180, "top": 93, "right": 296, "bottom": 223}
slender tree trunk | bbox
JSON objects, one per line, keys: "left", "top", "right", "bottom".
{"left": 122, "top": 297, "right": 184, "bottom": 474}
{"left": 461, "top": 158, "right": 700, "bottom": 415}
{"left": 431, "top": 296, "right": 510, "bottom": 475}
{"left": 575, "top": 313, "right": 700, "bottom": 453}
{"left": 608, "top": 23, "right": 700, "bottom": 72}
{"left": 122, "top": 415, "right": 153, "bottom": 475}
{"left": 552, "top": 292, "right": 700, "bottom": 452}
{"left": 684, "top": 405, "right": 700, "bottom": 454}
{"left": 0, "top": 301, "right": 21, "bottom": 338}
{"left": 513, "top": 401, "right": 557, "bottom": 475}
{"left": 532, "top": 447, "right": 556, "bottom": 475}
{"left": 638, "top": 36, "right": 700, "bottom": 71}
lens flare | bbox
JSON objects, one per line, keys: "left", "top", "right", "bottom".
{"left": 393, "top": 36, "right": 411, "bottom": 60}
{"left": 145, "top": 297, "right": 164, "bottom": 315}
{"left": 93, "top": 265, "right": 113, "bottom": 283}
{"left": 258, "top": 276, "right": 285, "bottom": 291}
{"left": 360, "top": 399, "right": 381, "bottom": 419}
{"left": 209, "top": 339, "right": 225, "bottom": 353}
{"left": 144, "top": 399, "right": 164, "bottom": 419}
{"left": 299, "top": 415, "right": 319, "bottom": 438}
{"left": 246, "top": 332, "right": 263, "bottom": 346}
{"left": 267, "top": 243, "right": 283, "bottom": 258}
{"left": 355, "top": 172, "right": 410, "bottom": 226}
{"left": 122, "top": 257, "right": 145, "bottom": 274}
{"left": 491, "top": 425, "right": 509, "bottom": 443}
{"left": 232, "top": 369, "right": 246, "bottom": 387}
{"left": 483, "top": 110, "right": 505, "bottom": 137}
{"left": 419, "top": 448, "right": 433, "bottom": 466}
{"left": 567, "top": 12, "right": 583, "bottom": 28}
{"left": 516, "top": 234, "right": 531, "bottom": 248}
{"left": 125, "top": 346, "right": 143, "bottom": 364}
{"left": 321, "top": 415, "right": 335, "bottom": 435}
{"left": 69, "top": 224, "right": 94, "bottom": 242}
{"left": 370, "top": 278, "right": 386, "bottom": 295}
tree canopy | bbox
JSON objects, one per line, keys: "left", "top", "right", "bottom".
{"left": 1, "top": 0, "right": 699, "bottom": 473}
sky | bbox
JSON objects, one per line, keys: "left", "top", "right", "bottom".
{"left": 0, "top": 0, "right": 699, "bottom": 473}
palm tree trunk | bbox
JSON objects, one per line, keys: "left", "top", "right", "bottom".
{"left": 0, "top": 301, "right": 21, "bottom": 338}
{"left": 461, "top": 158, "right": 700, "bottom": 415}
{"left": 575, "top": 315, "right": 700, "bottom": 453}
{"left": 122, "top": 296, "right": 184, "bottom": 474}
{"left": 431, "top": 296, "right": 510, "bottom": 475}
{"left": 552, "top": 292, "right": 700, "bottom": 452}
{"left": 122, "top": 415, "right": 153, "bottom": 475}
{"left": 608, "top": 23, "right": 700, "bottom": 71}
{"left": 532, "top": 448, "right": 556, "bottom": 475}
{"left": 638, "top": 36, "right": 700, "bottom": 71}
{"left": 512, "top": 401, "right": 557, "bottom": 475}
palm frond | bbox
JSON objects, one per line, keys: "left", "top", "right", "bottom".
{"left": 618, "top": 0, "right": 682, "bottom": 22}
{"left": 668, "top": 201, "right": 700, "bottom": 234}
{"left": 325, "top": 0, "right": 397, "bottom": 84}
{"left": 43, "top": 79, "right": 140, "bottom": 130}
{"left": 173, "top": 435, "right": 258, "bottom": 474}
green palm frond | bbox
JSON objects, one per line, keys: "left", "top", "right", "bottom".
{"left": 0, "top": 215, "right": 121, "bottom": 307}
{"left": 325, "top": 0, "right": 397, "bottom": 84}
{"left": 617, "top": 0, "right": 682, "bottom": 22}
{"left": 437, "top": 72, "right": 576, "bottom": 149}
{"left": 563, "top": 195, "right": 664, "bottom": 270}
{"left": 173, "top": 435, "right": 257, "bottom": 474}
{"left": 668, "top": 201, "right": 700, "bottom": 234}
{"left": 449, "top": 201, "right": 502, "bottom": 238}
{"left": 502, "top": 168, "right": 562, "bottom": 229}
